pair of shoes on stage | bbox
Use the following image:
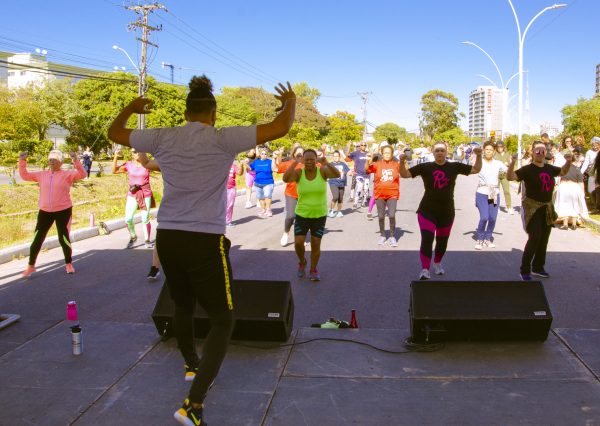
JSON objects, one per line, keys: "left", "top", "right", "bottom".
{"left": 419, "top": 263, "right": 445, "bottom": 280}
{"left": 174, "top": 399, "right": 205, "bottom": 426}
{"left": 520, "top": 270, "right": 550, "bottom": 281}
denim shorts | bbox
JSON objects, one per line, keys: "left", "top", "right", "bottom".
{"left": 255, "top": 183, "right": 274, "bottom": 200}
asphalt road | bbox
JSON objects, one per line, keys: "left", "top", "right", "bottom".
{"left": 2, "top": 172, "right": 598, "bottom": 330}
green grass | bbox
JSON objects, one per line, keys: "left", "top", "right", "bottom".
{"left": 0, "top": 173, "right": 163, "bottom": 249}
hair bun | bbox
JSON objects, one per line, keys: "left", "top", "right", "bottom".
{"left": 189, "top": 75, "right": 213, "bottom": 92}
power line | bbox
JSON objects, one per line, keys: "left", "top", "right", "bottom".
{"left": 154, "top": 13, "right": 278, "bottom": 85}
{"left": 160, "top": 8, "right": 283, "bottom": 83}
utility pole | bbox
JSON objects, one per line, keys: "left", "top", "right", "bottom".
{"left": 161, "top": 62, "right": 175, "bottom": 84}
{"left": 126, "top": 3, "right": 166, "bottom": 129}
{"left": 357, "top": 92, "right": 372, "bottom": 142}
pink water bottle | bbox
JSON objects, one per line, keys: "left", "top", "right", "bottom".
{"left": 67, "top": 301, "right": 78, "bottom": 321}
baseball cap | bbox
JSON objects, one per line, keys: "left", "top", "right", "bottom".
{"left": 48, "top": 150, "right": 64, "bottom": 163}
{"left": 591, "top": 136, "right": 600, "bottom": 144}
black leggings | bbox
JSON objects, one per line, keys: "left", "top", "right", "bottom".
{"left": 29, "top": 207, "right": 72, "bottom": 265}
{"left": 156, "top": 229, "right": 235, "bottom": 404}
{"left": 520, "top": 207, "right": 552, "bottom": 274}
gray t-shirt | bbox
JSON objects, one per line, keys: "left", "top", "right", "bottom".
{"left": 130, "top": 122, "right": 256, "bottom": 234}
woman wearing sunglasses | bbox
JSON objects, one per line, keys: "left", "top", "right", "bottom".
{"left": 507, "top": 141, "right": 572, "bottom": 281}
{"left": 400, "top": 141, "right": 482, "bottom": 280}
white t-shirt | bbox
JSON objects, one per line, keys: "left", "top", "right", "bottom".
{"left": 476, "top": 159, "right": 507, "bottom": 195}
{"left": 130, "top": 122, "right": 256, "bottom": 234}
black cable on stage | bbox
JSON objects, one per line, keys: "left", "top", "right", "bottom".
{"left": 230, "top": 336, "right": 444, "bottom": 354}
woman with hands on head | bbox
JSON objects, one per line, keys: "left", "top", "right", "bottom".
{"left": 282, "top": 149, "right": 340, "bottom": 282}
{"left": 18, "top": 150, "right": 86, "bottom": 277}
{"left": 108, "top": 76, "right": 295, "bottom": 426}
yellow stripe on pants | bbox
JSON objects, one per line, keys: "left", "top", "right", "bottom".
{"left": 219, "top": 235, "right": 233, "bottom": 310}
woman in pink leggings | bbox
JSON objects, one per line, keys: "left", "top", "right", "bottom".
{"left": 400, "top": 142, "right": 482, "bottom": 280}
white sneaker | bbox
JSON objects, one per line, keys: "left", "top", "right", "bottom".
{"left": 265, "top": 209, "right": 273, "bottom": 217}
{"left": 327, "top": 210, "right": 335, "bottom": 218}
{"left": 508, "top": 207, "right": 514, "bottom": 215}
{"left": 245, "top": 201, "right": 253, "bottom": 209}
{"left": 388, "top": 237, "right": 398, "bottom": 247}
{"left": 484, "top": 240, "right": 496, "bottom": 248}
{"left": 257, "top": 208, "right": 265, "bottom": 215}
{"left": 336, "top": 211, "right": 344, "bottom": 218}
{"left": 280, "top": 232, "right": 288, "bottom": 246}
{"left": 377, "top": 236, "right": 387, "bottom": 245}
{"left": 432, "top": 262, "right": 445, "bottom": 275}
{"left": 474, "top": 240, "right": 483, "bottom": 250}
{"left": 418, "top": 269, "right": 431, "bottom": 280}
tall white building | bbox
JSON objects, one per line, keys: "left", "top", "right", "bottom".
{"left": 468, "top": 86, "right": 507, "bottom": 141}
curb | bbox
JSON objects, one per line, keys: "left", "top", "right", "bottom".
{"left": 0, "top": 181, "right": 284, "bottom": 265}
{"left": 0, "top": 208, "right": 158, "bottom": 265}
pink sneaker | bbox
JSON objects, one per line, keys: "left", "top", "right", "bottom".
{"left": 22, "top": 265, "right": 36, "bottom": 278}
{"left": 65, "top": 263, "right": 75, "bottom": 274}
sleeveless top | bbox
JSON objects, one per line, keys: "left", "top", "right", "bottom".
{"left": 295, "top": 168, "right": 328, "bottom": 218}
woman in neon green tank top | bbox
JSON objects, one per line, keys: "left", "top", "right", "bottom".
{"left": 283, "top": 149, "right": 340, "bottom": 281}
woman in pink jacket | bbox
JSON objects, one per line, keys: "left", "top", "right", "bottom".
{"left": 19, "top": 150, "right": 86, "bottom": 277}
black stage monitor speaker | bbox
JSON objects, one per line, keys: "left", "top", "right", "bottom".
{"left": 152, "top": 279, "right": 294, "bottom": 342}
{"left": 410, "top": 280, "right": 552, "bottom": 343}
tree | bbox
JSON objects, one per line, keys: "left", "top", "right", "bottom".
{"left": 504, "top": 133, "right": 535, "bottom": 154}
{"left": 374, "top": 122, "right": 406, "bottom": 144}
{"left": 433, "top": 127, "right": 467, "bottom": 148}
{"left": 324, "top": 111, "right": 364, "bottom": 149}
{"left": 561, "top": 97, "right": 600, "bottom": 148}
{"left": 293, "top": 82, "right": 321, "bottom": 105}
{"left": 67, "top": 72, "right": 187, "bottom": 153}
{"left": 216, "top": 87, "right": 257, "bottom": 128}
{"left": 420, "top": 90, "right": 463, "bottom": 141}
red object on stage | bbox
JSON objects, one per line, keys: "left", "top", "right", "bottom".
{"left": 350, "top": 309, "right": 358, "bottom": 328}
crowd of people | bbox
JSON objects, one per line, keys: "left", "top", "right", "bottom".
{"left": 15, "top": 71, "right": 600, "bottom": 425}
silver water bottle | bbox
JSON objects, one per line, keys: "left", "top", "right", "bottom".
{"left": 71, "top": 325, "right": 83, "bottom": 355}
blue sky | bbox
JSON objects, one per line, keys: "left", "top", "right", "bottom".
{"left": 1, "top": 0, "right": 598, "bottom": 134}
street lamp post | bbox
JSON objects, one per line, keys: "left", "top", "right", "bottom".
{"left": 462, "top": 41, "right": 510, "bottom": 142}
{"left": 113, "top": 45, "right": 145, "bottom": 129}
{"left": 507, "top": 1, "right": 567, "bottom": 164}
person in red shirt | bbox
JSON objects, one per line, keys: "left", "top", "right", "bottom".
{"left": 366, "top": 145, "right": 401, "bottom": 247}
{"left": 275, "top": 145, "right": 304, "bottom": 246}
